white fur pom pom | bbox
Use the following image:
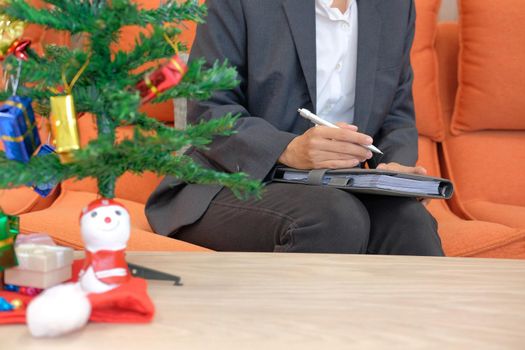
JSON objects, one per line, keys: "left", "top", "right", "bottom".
{"left": 27, "top": 282, "right": 91, "bottom": 337}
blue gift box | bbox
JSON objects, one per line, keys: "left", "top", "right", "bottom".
{"left": 0, "top": 96, "right": 41, "bottom": 163}
{"left": 31, "top": 144, "right": 58, "bottom": 197}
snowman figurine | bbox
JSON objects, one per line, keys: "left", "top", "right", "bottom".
{"left": 26, "top": 198, "right": 134, "bottom": 337}
{"left": 78, "top": 198, "right": 132, "bottom": 294}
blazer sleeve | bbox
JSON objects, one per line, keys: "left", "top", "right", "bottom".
{"left": 369, "top": 0, "right": 419, "bottom": 168}
{"left": 187, "top": 0, "right": 297, "bottom": 180}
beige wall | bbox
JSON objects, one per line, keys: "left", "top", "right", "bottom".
{"left": 439, "top": 0, "right": 458, "bottom": 21}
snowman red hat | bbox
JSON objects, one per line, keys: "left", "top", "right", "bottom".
{"left": 80, "top": 198, "right": 128, "bottom": 221}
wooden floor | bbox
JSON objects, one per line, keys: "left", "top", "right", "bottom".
{"left": 2, "top": 252, "right": 525, "bottom": 349}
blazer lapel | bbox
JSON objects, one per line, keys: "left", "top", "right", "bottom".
{"left": 283, "top": 0, "right": 317, "bottom": 111}
{"left": 354, "top": 0, "right": 382, "bottom": 132}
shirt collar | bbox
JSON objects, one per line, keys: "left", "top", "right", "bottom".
{"left": 316, "top": 0, "right": 353, "bottom": 21}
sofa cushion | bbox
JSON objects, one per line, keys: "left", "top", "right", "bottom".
{"left": 443, "top": 131, "right": 525, "bottom": 228}
{"left": 444, "top": 131, "right": 525, "bottom": 207}
{"left": 418, "top": 137, "right": 525, "bottom": 258}
{"left": 463, "top": 201, "right": 525, "bottom": 230}
{"left": 19, "top": 190, "right": 208, "bottom": 251}
{"left": 452, "top": 0, "right": 525, "bottom": 133}
{"left": 411, "top": 0, "right": 445, "bottom": 141}
{"left": 0, "top": 187, "right": 59, "bottom": 215}
{"left": 433, "top": 205, "right": 525, "bottom": 258}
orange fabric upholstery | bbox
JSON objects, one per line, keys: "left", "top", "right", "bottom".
{"left": 20, "top": 190, "right": 207, "bottom": 251}
{"left": 411, "top": 0, "right": 445, "bottom": 141}
{"left": 413, "top": 10, "right": 525, "bottom": 258}
{"left": 437, "top": 18, "right": 525, "bottom": 230}
{"left": 435, "top": 22, "right": 459, "bottom": 124}
{"left": 452, "top": 0, "right": 525, "bottom": 133}
{"left": 443, "top": 131, "right": 525, "bottom": 228}
{"left": 418, "top": 137, "right": 525, "bottom": 258}
{"left": 0, "top": 187, "right": 59, "bottom": 215}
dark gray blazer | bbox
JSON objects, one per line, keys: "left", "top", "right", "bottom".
{"left": 146, "top": 0, "right": 418, "bottom": 237}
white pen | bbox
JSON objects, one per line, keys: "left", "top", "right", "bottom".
{"left": 298, "top": 108, "right": 384, "bottom": 155}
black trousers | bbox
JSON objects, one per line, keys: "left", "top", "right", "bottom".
{"left": 175, "top": 183, "right": 445, "bottom": 256}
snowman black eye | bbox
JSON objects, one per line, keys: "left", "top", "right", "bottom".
{"left": 91, "top": 211, "right": 98, "bottom": 218}
{"left": 115, "top": 210, "right": 122, "bottom": 216}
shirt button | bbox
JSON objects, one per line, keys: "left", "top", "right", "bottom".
{"left": 342, "top": 22, "right": 350, "bottom": 30}
{"left": 336, "top": 62, "right": 343, "bottom": 71}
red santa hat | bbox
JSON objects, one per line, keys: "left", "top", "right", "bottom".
{"left": 80, "top": 198, "right": 128, "bottom": 221}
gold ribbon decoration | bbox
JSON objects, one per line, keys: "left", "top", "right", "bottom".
{"left": 170, "top": 57, "right": 185, "bottom": 74}
{"left": 145, "top": 75, "right": 160, "bottom": 97}
{"left": 163, "top": 32, "right": 180, "bottom": 56}
{"left": 62, "top": 54, "right": 91, "bottom": 95}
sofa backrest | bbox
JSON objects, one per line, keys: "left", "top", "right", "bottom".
{"left": 437, "top": 6, "right": 525, "bottom": 211}
{"left": 451, "top": 0, "right": 525, "bottom": 134}
{"left": 411, "top": 0, "right": 445, "bottom": 143}
{"left": 435, "top": 22, "right": 460, "bottom": 125}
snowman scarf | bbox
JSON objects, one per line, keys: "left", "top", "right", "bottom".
{"left": 81, "top": 249, "right": 131, "bottom": 285}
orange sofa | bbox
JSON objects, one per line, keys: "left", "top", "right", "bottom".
{"left": 2, "top": 0, "right": 524, "bottom": 258}
{"left": 440, "top": 0, "right": 525, "bottom": 231}
{"left": 411, "top": 0, "right": 524, "bottom": 258}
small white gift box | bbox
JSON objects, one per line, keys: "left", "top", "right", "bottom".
{"left": 4, "top": 244, "right": 74, "bottom": 289}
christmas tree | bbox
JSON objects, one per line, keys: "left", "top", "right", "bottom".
{"left": 0, "top": 0, "right": 261, "bottom": 201}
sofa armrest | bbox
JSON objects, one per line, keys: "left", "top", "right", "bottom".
{"left": 0, "top": 186, "right": 60, "bottom": 216}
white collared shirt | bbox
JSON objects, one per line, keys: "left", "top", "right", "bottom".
{"left": 315, "top": 0, "right": 358, "bottom": 125}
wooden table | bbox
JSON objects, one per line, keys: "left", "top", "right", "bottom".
{"left": 2, "top": 253, "right": 525, "bottom": 349}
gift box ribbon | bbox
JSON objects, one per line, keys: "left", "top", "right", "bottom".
{"left": 0, "top": 236, "right": 14, "bottom": 249}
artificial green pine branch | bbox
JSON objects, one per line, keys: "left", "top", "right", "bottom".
{"left": 4, "top": 0, "right": 95, "bottom": 33}
{"left": 0, "top": 124, "right": 260, "bottom": 199}
{"left": 4, "top": 0, "right": 205, "bottom": 34}
{"left": 119, "top": 0, "right": 206, "bottom": 27}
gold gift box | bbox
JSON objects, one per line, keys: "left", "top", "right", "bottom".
{"left": 50, "top": 95, "right": 80, "bottom": 163}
